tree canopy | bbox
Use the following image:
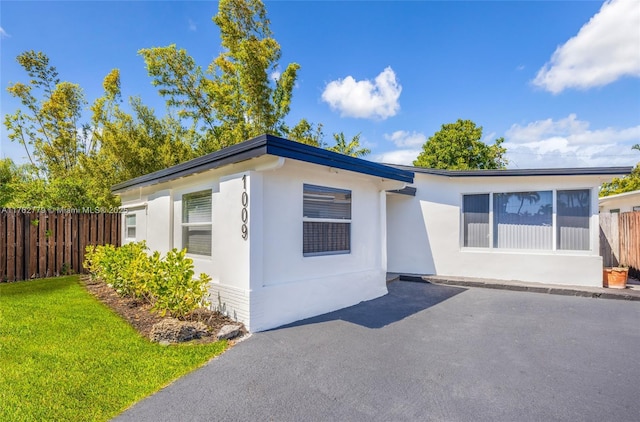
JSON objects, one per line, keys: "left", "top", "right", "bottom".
{"left": 599, "top": 144, "right": 640, "bottom": 197}
{"left": 139, "top": 0, "right": 305, "bottom": 152}
{"left": 413, "top": 119, "right": 507, "bottom": 170}
{"left": 327, "top": 132, "right": 370, "bottom": 158}
{"left": 2, "top": 0, "right": 387, "bottom": 209}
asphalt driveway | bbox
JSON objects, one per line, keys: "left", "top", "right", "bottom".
{"left": 115, "top": 281, "right": 640, "bottom": 422}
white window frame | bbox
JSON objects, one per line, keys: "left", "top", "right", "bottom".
{"left": 182, "top": 189, "right": 212, "bottom": 257}
{"left": 302, "top": 184, "right": 352, "bottom": 257}
{"left": 125, "top": 214, "right": 136, "bottom": 240}
{"left": 461, "top": 188, "right": 592, "bottom": 252}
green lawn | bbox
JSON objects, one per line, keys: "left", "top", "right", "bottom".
{"left": 0, "top": 276, "right": 227, "bottom": 422}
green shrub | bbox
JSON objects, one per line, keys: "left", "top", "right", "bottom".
{"left": 148, "top": 249, "right": 211, "bottom": 318}
{"left": 83, "top": 242, "right": 210, "bottom": 318}
{"left": 114, "top": 242, "right": 152, "bottom": 300}
{"left": 84, "top": 242, "right": 150, "bottom": 299}
{"left": 84, "top": 244, "right": 117, "bottom": 281}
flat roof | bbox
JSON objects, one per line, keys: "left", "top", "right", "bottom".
{"left": 389, "top": 164, "right": 634, "bottom": 178}
{"left": 599, "top": 189, "right": 640, "bottom": 203}
{"left": 112, "top": 134, "right": 414, "bottom": 193}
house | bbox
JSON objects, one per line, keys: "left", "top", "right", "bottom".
{"left": 387, "top": 166, "right": 631, "bottom": 288}
{"left": 112, "top": 134, "right": 412, "bottom": 332}
{"left": 113, "top": 135, "right": 631, "bottom": 331}
{"left": 599, "top": 189, "right": 640, "bottom": 214}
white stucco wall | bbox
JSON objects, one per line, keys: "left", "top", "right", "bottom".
{"left": 250, "top": 159, "right": 390, "bottom": 331}
{"left": 599, "top": 190, "right": 640, "bottom": 213}
{"left": 387, "top": 173, "right": 610, "bottom": 287}
{"left": 118, "top": 155, "right": 399, "bottom": 331}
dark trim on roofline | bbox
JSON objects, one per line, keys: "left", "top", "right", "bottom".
{"left": 388, "top": 164, "right": 633, "bottom": 177}
{"left": 386, "top": 186, "right": 417, "bottom": 196}
{"left": 112, "top": 134, "right": 414, "bottom": 193}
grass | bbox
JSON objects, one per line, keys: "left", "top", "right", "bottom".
{"left": 0, "top": 276, "right": 227, "bottom": 422}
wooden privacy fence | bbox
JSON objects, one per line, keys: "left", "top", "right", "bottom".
{"left": 0, "top": 210, "right": 121, "bottom": 282}
{"left": 600, "top": 211, "right": 640, "bottom": 278}
{"left": 619, "top": 212, "right": 640, "bottom": 278}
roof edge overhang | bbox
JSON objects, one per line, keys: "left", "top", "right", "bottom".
{"left": 388, "top": 164, "right": 634, "bottom": 178}
{"left": 112, "top": 134, "right": 414, "bottom": 194}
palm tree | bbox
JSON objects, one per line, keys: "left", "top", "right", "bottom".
{"left": 327, "top": 132, "right": 371, "bottom": 158}
{"left": 515, "top": 191, "right": 541, "bottom": 214}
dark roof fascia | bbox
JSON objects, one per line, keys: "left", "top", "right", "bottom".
{"left": 112, "top": 134, "right": 414, "bottom": 193}
{"left": 389, "top": 164, "right": 634, "bottom": 178}
{"left": 386, "top": 186, "right": 417, "bottom": 196}
{"left": 112, "top": 137, "right": 269, "bottom": 193}
{"left": 264, "top": 136, "right": 413, "bottom": 183}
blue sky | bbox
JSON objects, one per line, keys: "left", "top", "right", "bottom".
{"left": 1, "top": 0, "right": 639, "bottom": 169}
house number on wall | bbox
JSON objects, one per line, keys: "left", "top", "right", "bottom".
{"left": 241, "top": 174, "right": 249, "bottom": 240}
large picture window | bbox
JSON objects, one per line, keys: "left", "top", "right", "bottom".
{"left": 462, "top": 189, "right": 591, "bottom": 251}
{"left": 303, "top": 184, "right": 351, "bottom": 256}
{"left": 182, "top": 190, "right": 212, "bottom": 256}
{"left": 493, "top": 191, "right": 552, "bottom": 250}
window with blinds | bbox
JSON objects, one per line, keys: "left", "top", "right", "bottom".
{"left": 303, "top": 184, "right": 351, "bottom": 256}
{"left": 461, "top": 189, "right": 591, "bottom": 251}
{"left": 557, "top": 189, "right": 590, "bottom": 250}
{"left": 125, "top": 214, "right": 136, "bottom": 240}
{"left": 182, "top": 190, "right": 212, "bottom": 256}
{"left": 493, "top": 191, "right": 553, "bottom": 250}
{"left": 463, "top": 194, "right": 489, "bottom": 247}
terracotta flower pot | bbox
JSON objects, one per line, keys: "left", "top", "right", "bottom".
{"left": 603, "top": 267, "right": 628, "bottom": 289}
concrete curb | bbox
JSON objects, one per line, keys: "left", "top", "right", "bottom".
{"left": 412, "top": 275, "right": 640, "bottom": 302}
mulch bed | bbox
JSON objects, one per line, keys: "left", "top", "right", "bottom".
{"left": 80, "top": 275, "right": 246, "bottom": 344}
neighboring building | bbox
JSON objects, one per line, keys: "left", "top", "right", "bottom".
{"left": 113, "top": 135, "right": 632, "bottom": 331}
{"left": 599, "top": 190, "right": 640, "bottom": 214}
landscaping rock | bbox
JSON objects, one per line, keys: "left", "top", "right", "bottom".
{"left": 217, "top": 324, "right": 243, "bottom": 340}
{"left": 149, "top": 318, "right": 210, "bottom": 343}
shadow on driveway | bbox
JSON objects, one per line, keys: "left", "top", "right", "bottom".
{"left": 278, "top": 280, "right": 467, "bottom": 330}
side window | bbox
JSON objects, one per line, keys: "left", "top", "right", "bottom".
{"left": 462, "top": 194, "right": 490, "bottom": 248}
{"left": 303, "top": 184, "right": 351, "bottom": 256}
{"left": 557, "top": 189, "right": 590, "bottom": 250}
{"left": 125, "top": 214, "right": 136, "bottom": 240}
{"left": 182, "top": 190, "right": 212, "bottom": 256}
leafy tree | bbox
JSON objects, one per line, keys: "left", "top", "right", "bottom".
{"left": 327, "top": 132, "right": 370, "bottom": 157}
{"left": 600, "top": 145, "right": 640, "bottom": 197}
{"left": 413, "top": 119, "right": 507, "bottom": 170}
{"left": 84, "top": 69, "right": 196, "bottom": 206}
{"left": 0, "top": 158, "right": 19, "bottom": 206}
{"left": 3, "top": 51, "right": 98, "bottom": 207}
{"left": 4, "top": 53, "right": 194, "bottom": 208}
{"left": 4, "top": 51, "right": 90, "bottom": 180}
{"left": 286, "top": 119, "right": 324, "bottom": 147}
{"left": 139, "top": 0, "right": 308, "bottom": 152}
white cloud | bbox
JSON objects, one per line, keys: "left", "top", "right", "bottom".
{"left": 188, "top": 19, "right": 197, "bottom": 31}
{"left": 371, "top": 149, "right": 421, "bottom": 166}
{"left": 270, "top": 70, "right": 281, "bottom": 82}
{"left": 0, "top": 27, "right": 10, "bottom": 38}
{"left": 321, "top": 67, "right": 401, "bottom": 120}
{"left": 384, "top": 130, "right": 426, "bottom": 148}
{"left": 369, "top": 130, "right": 426, "bottom": 164}
{"left": 504, "top": 114, "right": 640, "bottom": 168}
{"left": 533, "top": 0, "right": 640, "bottom": 93}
